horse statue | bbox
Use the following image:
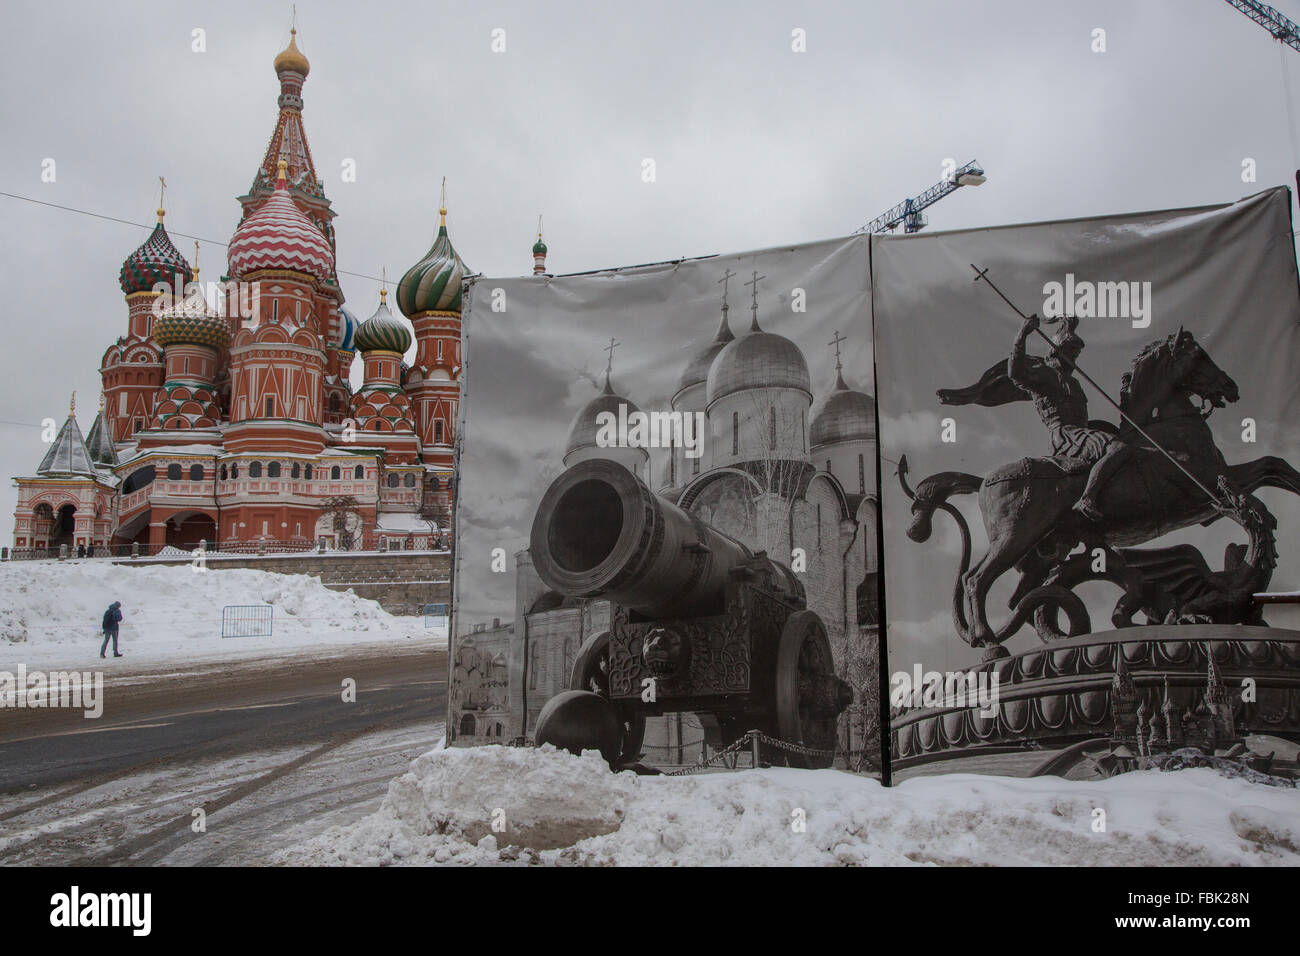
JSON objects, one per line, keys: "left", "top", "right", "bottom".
{"left": 902, "top": 328, "right": 1300, "bottom": 654}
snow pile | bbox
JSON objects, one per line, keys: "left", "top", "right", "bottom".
{"left": 278, "top": 745, "right": 1300, "bottom": 866}
{"left": 0, "top": 560, "right": 446, "bottom": 667}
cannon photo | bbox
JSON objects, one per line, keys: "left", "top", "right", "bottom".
{"left": 449, "top": 237, "right": 882, "bottom": 773}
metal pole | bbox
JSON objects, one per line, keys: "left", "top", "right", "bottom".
{"left": 969, "top": 264, "right": 1228, "bottom": 510}
{"left": 750, "top": 731, "right": 761, "bottom": 768}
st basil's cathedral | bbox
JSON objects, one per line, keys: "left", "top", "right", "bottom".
{"left": 9, "top": 30, "right": 507, "bottom": 555}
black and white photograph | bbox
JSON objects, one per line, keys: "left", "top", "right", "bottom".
{"left": 874, "top": 188, "right": 1300, "bottom": 789}
{"left": 450, "top": 237, "right": 880, "bottom": 780}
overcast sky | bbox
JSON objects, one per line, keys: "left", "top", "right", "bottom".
{"left": 4, "top": 0, "right": 1300, "bottom": 530}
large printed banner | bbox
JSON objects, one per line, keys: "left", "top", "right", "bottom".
{"left": 872, "top": 187, "right": 1300, "bottom": 780}
{"left": 450, "top": 236, "right": 881, "bottom": 772}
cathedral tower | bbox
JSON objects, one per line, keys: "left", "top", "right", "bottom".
{"left": 101, "top": 199, "right": 192, "bottom": 443}
{"left": 397, "top": 182, "right": 466, "bottom": 470}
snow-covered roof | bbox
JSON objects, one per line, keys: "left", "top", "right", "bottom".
{"left": 376, "top": 512, "right": 438, "bottom": 533}
{"left": 37, "top": 413, "right": 95, "bottom": 477}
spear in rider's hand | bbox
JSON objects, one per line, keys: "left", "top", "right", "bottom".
{"left": 968, "top": 263, "right": 1229, "bottom": 512}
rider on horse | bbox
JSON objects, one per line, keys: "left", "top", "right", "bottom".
{"left": 1007, "top": 313, "right": 1133, "bottom": 521}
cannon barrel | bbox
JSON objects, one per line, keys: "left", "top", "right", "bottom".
{"left": 529, "top": 459, "right": 803, "bottom": 618}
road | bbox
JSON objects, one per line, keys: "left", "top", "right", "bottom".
{"left": 0, "top": 641, "right": 446, "bottom": 865}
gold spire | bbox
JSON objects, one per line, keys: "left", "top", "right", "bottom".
{"left": 69, "top": 391, "right": 76, "bottom": 417}
{"left": 193, "top": 241, "right": 201, "bottom": 281}
{"left": 157, "top": 176, "right": 166, "bottom": 223}
{"left": 276, "top": 158, "right": 289, "bottom": 183}
{"left": 380, "top": 266, "right": 388, "bottom": 302}
{"left": 538, "top": 214, "right": 543, "bottom": 241}
{"left": 98, "top": 392, "right": 105, "bottom": 413}
{"left": 274, "top": 26, "right": 311, "bottom": 77}
{"left": 439, "top": 176, "right": 447, "bottom": 227}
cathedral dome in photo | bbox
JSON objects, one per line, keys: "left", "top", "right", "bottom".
{"left": 810, "top": 371, "right": 876, "bottom": 448}
{"left": 706, "top": 325, "right": 811, "bottom": 405}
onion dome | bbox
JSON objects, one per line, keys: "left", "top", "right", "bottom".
{"left": 397, "top": 195, "right": 468, "bottom": 317}
{"left": 706, "top": 274, "right": 810, "bottom": 404}
{"left": 706, "top": 321, "right": 810, "bottom": 405}
{"left": 809, "top": 370, "right": 877, "bottom": 448}
{"left": 120, "top": 210, "right": 192, "bottom": 295}
{"left": 153, "top": 267, "right": 231, "bottom": 350}
{"left": 337, "top": 306, "right": 358, "bottom": 353}
{"left": 533, "top": 236, "right": 547, "bottom": 256}
{"left": 274, "top": 28, "right": 310, "bottom": 77}
{"left": 227, "top": 159, "right": 334, "bottom": 280}
{"left": 675, "top": 303, "right": 735, "bottom": 398}
{"left": 565, "top": 372, "right": 640, "bottom": 459}
{"left": 354, "top": 289, "right": 412, "bottom": 353}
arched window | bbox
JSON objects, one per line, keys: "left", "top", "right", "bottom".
{"left": 231, "top": 464, "right": 239, "bottom": 479}
{"left": 430, "top": 476, "right": 440, "bottom": 492}
{"left": 354, "top": 464, "right": 364, "bottom": 479}
{"left": 167, "top": 464, "right": 181, "bottom": 481}
{"left": 404, "top": 473, "right": 415, "bottom": 488}
{"left": 435, "top": 420, "right": 444, "bottom": 444}
{"left": 291, "top": 463, "right": 300, "bottom": 479}
{"left": 331, "top": 465, "right": 341, "bottom": 480}
{"left": 268, "top": 462, "right": 281, "bottom": 478}
{"left": 249, "top": 462, "right": 262, "bottom": 478}
{"left": 304, "top": 464, "right": 313, "bottom": 480}
{"left": 220, "top": 465, "right": 228, "bottom": 481}
{"left": 387, "top": 473, "right": 399, "bottom": 488}
{"left": 189, "top": 464, "right": 203, "bottom": 481}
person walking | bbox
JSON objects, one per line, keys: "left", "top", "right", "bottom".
{"left": 100, "top": 601, "right": 123, "bottom": 658}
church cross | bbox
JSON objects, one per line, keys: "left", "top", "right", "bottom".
{"left": 828, "top": 330, "right": 847, "bottom": 372}
{"left": 744, "top": 270, "right": 766, "bottom": 330}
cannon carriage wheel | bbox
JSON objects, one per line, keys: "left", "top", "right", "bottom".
{"left": 569, "top": 630, "right": 646, "bottom": 767}
{"left": 774, "top": 611, "right": 842, "bottom": 770}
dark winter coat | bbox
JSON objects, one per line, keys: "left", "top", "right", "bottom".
{"left": 102, "top": 602, "right": 123, "bottom": 633}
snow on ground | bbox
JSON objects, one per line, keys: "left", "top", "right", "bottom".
{"left": 278, "top": 744, "right": 1300, "bottom": 867}
{"left": 0, "top": 560, "right": 446, "bottom": 669}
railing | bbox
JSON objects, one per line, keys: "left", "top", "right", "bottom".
{"left": 4, "top": 538, "right": 451, "bottom": 561}
{"left": 221, "top": 604, "right": 274, "bottom": 638}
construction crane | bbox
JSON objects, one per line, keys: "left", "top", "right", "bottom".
{"left": 1223, "top": 0, "right": 1300, "bottom": 51}
{"left": 855, "top": 159, "right": 986, "bottom": 234}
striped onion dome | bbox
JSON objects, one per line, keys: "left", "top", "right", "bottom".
{"left": 397, "top": 210, "right": 468, "bottom": 317}
{"left": 227, "top": 160, "right": 334, "bottom": 280}
{"left": 809, "top": 370, "right": 876, "bottom": 449}
{"left": 337, "top": 306, "right": 358, "bottom": 353}
{"left": 152, "top": 273, "right": 231, "bottom": 350}
{"left": 354, "top": 292, "right": 412, "bottom": 354}
{"left": 120, "top": 214, "right": 192, "bottom": 295}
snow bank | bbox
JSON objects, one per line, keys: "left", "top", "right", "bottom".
{"left": 0, "top": 560, "right": 446, "bottom": 668}
{"left": 278, "top": 745, "right": 1300, "bottom": 867}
